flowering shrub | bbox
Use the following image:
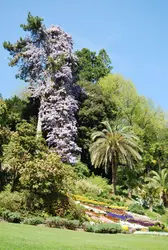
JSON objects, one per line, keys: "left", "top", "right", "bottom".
{"left": 122, "top": 225, "right": 129, "bottom": 231}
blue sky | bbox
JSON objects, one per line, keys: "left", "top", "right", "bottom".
{"left": 1, "top": 0, "right": 168, "bottom": 110}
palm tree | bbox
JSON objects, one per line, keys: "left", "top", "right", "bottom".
{"left": 89, "top": 121, "right": 142, "bottom": 194}
{"left": 146, "top": 169, "right": 168, "bottom": 207}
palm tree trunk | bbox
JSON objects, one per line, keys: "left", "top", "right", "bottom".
{"left": 162, "top": 192, "right": 168, "bottom": 208}
{"left": 111, "top": 158, "right": 117, "bottom": 195}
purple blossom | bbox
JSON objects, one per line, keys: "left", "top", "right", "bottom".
{"left": 8, "top": 22, "right": 81, "bottom": 163}
{"left": 106, "top": 212, "right": 133, "bottom": 221}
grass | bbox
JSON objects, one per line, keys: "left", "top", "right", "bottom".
{"left": 145, "top": 210, "right": 160, "bottom": 220}
{"left": 0, "top": 222, "right": 168, "bottom": 250}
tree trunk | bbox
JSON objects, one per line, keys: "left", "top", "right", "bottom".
{"left": 160, "top": 192, "right": 163, "bottom": 206}
{"left": 162, "top": 192, "right": 168, "bottom": 208}
{"left": 36, "top": 103, "right": 42, "bottom": 138}
{"left": 11, "top": 172, "right": 18, "bottom": 192}
{"left": 128, "top": 187, "right": 132, "bottom": 199}
{"left": 111, "top": 158, "right": 117, "bottom": 195}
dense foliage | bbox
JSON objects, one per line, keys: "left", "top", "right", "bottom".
{"left": 1, "top": 13, "right": 168, "bottom": 227}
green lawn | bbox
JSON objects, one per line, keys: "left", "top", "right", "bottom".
{"left": 0, "top": 222, "right": 168, "bottom": 250}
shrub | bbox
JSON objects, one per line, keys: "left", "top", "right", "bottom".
{"left": 0, "top": 207, "right": 5, "bottom": 216}
{"left": 153, "top": 205, "right": 165, "bottom": 215}
{"left": 89, "top": 175, "right": 111, "bottom": 195}
{"left": 149, "top": 226, "right": 162, "bottom": 232}
{"left": 23, "top": 217, "right": 44, "bottom": 226}
{"left": 83, "top": 222, "right": 122, "bottom": 234}
{"left": 64, "top": 220, "right": 80, "bottom": 230}
{"left": 82, "top": 222, "right": 94, "bottom": 232}
{"left": 20, "top": 153, "right": 76, "bottom": 195}
{"left": 154, "top": 222, "right": 165, "bottom": 229}
{"left": 23, "top": 191, "right": 44, "bottom": 211}
{"left": 45, "top": 217, "right": 68, "bottom": 228}
{"left": 2, "top": 210, "right": 21, "bottom": 223}
{"left": 76, "top": 179, "right": 102, "bottom": 196}
{"left": 45, "top": 217, "right": 80, "bottom": 230}
{"left": 49, "top": 195, "right": 86, "bottom": 221}
{"left": 0, "top": 188, "right": 24, "bottom": 212}
{"left": 63, "top": 200, "right": 86, "bottom": 222}
{"left": 75, "top": 175, "right": 111, "bottom": 198}
{"left": 128, "top": 203, "right": 145, "bottom": 215}
{"left": 93, "top": 223, "right": 122, "bottom": 234}
{"left": 164, "top": 228, "right": 168, "bottom": 232}
{"left": 73, "top": 162, "right": 90, "bottom": 179}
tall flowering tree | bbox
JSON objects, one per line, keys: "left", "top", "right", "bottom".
{"left": 4, "top": 13, "right": 81, "bottom": 163}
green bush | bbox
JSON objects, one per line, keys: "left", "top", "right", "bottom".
{"left": 45, "top": 217, "right": 67, "bottom": 228}
{"left": 64, "top": 220, "right": 80, "bottom": 230}
{"left": 20, "top": 153, "right": 76, "bottom": 196}
{"left": 75, "top": 175, "right": 111, "bottom": 199}
{"left": 0, "top": 207, "right": 5, "bottom": 216}
{"left": 82, "top": 222, "right": 94, "bottom": 232}
{"left": 76, "top": 179, "right": 102, "bottom": 196}
{"left": 82, "top": 222, "right": 122, "bottom": 234}
{"left": 23, "top": 191, "right": 45, "bottom": 211}
{"left": 2, "top": 210, "right": 21, "bottom": 223}
{"left": 49, "top": 196, "right": 86, "bottom": 221}
{"left": 23, "top": 217, "right": 44, "bottom": 226}
{"left": 128, "top": 203, "right": 145, "bottom": 215}
{"left": 149, "top": 226, "right": 162, "bottom": 232}
{"left": 163, "top": 228, "right": 168, "bottom": 232}
{"left": 73, "top": 162, "right": 90, "bottom": 179}
{"left": 45, "top": 217, "right": 80, "bottom": 230}
{"left": 93, "top": 223, "right": 122, "bottom": 234}
{"left": 89, "top": 175, "right": 110, "bottom": 195}
{"left": 154, "top": 222, "right": 165, "bottom": 229}
{"left": 64, "top": 201, "right": 86, "bottom": 222}
{"left": 153, "top": 205, "right": 165, "bottom": 215}
{"left": 0, "top": 189, "right": 24, "bottom": 212}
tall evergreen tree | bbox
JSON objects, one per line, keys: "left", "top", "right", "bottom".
{"left": 75, "top": 48, "right": 112, "bottom": 82}
{"left": 4, "top": 12, "right": 81, "bottom": 163}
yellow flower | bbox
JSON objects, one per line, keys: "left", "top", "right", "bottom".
{"left": 72, "top": 195, "right": 128, "bottom": 210}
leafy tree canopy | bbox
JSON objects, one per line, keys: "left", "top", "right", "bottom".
{"left": 75, "top": 48, "right": 112, "bottom": 83}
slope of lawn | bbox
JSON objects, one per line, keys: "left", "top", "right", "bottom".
{"left": 0, "top": 222, "right": 167, "bottom": 250}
